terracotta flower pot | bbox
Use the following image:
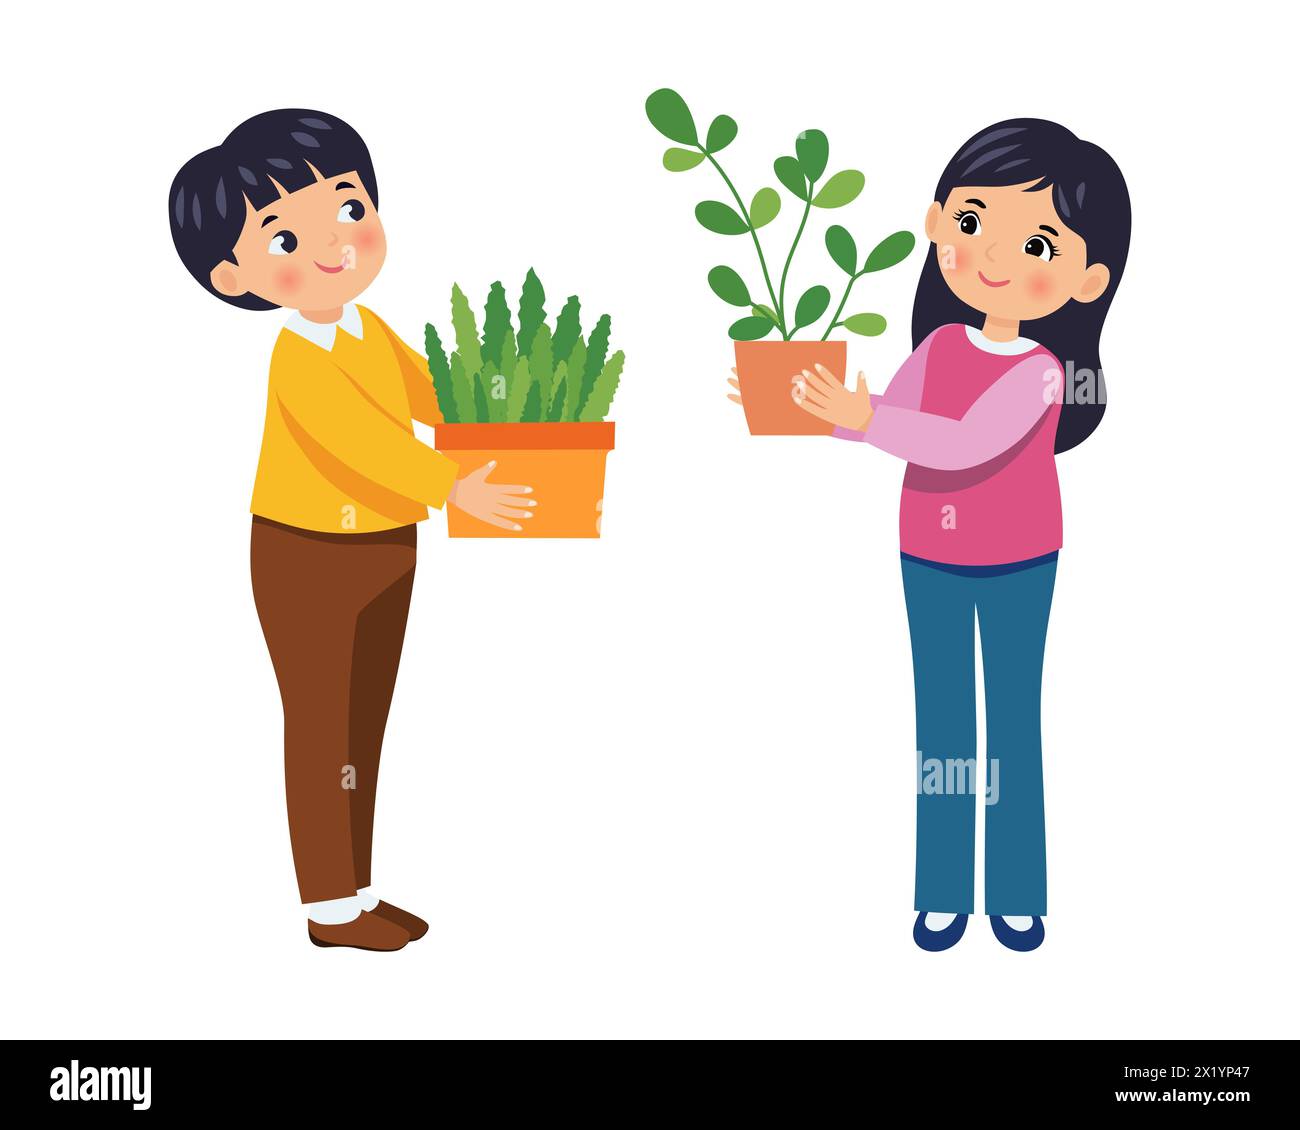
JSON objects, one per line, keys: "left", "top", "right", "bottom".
{"left": 435, "top": 422, "right": 614, "bottom": 538}
{"left": 734, "top": 340, "right": 847, "bottom": 435}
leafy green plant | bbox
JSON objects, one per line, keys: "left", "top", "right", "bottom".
{"left": 645, "top": 87, "right": 916, "bottom": 342}
{"left": 425, "top": 269, "right": 625, "bottom": 423}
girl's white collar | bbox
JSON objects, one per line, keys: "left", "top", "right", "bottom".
{"left": 965, "top": 324, "right": 1038, "bottom": 356}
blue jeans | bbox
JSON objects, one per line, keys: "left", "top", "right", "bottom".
{"left": 901, "top": 552, "right": 1057, "bottom": 916}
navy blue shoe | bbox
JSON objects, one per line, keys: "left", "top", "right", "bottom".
{"left": 989, "top": 915, "right": 1045, "bottom": 951}
{"left": 913, "top": 911, "right": 969, "bottom": 952}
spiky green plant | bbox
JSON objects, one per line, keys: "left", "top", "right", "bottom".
{"left": 645, "top": 87, "right": 916, "bottom": 342}
{"left": 425, "top": 269, "right": 624, "bottom": 423}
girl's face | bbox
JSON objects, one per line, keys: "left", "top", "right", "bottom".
{"left": 924, "top": 181, "right": 1110, "bottom": 323}
{"left": 210, "top": 166, "right": 386, "bottom": 313}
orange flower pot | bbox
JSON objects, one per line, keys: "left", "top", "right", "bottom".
{"left": 435, "top": 422, "right": 615, "bottom": 538}
{"left": 734, "top": 340, "right": 847, "bottom": 435}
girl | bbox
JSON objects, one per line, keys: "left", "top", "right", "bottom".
{"left": 766, "top": 119, "right": 1130, "bottom": 950}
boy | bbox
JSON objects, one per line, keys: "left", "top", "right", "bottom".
{"left": 169, "top": 109, "right": 535, "bottom": 950}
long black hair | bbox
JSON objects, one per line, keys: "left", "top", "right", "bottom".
{"left": 912, "top": 119, "right": 1130, "bottom": 453}
{"left": 169, "top": 109, "right": 378, "bottom": 310}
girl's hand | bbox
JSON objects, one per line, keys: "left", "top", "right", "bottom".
{"left": 793, "top": 365, "right": 874, "bottom": 432}
{"left": 727, "top": 367, "right": 743, "bottom": 406}
{"left": 447, "top": 460, "right": 536, "bottom": 531}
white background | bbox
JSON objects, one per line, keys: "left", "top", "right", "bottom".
{"left": 4, "top": 0, "right": 1296, "bottom": 1039}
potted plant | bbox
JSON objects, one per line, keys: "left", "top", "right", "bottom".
{"left": 425, "top": 269, "right": 623, "bottom": 537}
{"left": 644, "top": 87, "right": 916, "bottom": 435}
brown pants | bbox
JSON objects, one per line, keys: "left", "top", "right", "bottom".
{"left": 250, "top": 516, "right": 417, "bottom": 903}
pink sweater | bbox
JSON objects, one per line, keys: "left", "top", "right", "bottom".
{"left": 834, "top": 323, "right": 1064, "bottom": 566}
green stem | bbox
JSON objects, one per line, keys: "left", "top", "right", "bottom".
{"left": 778, "top": 190, "right": 812, "bottom": 340}
{"left": 821, "top": 270, "right": 861, "bottom": 341}
{"left": 701, "top": 149, "right": 786, "bottom": 338}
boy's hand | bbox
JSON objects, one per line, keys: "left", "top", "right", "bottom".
{"left": 447, "top": 461, "right": 535, "bottom": 531}
{"left": 793, "top": 365, "right": 874, "bottom": 432}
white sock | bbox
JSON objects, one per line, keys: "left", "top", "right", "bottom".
{"left": 922, "top": 912, "right": 959, "bottom": 930}
{"left": 307, "top": 893, "right": 363, "bottom": 925}
{"left": 1001, "top": 915, "right": 1035, "bottom": 931}
{"left": 357, "top": 886, "right": 380, "bottom": 912}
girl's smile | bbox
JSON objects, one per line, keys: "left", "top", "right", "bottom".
{"left": 314, "top": 260, "right": 346, "bottom": 274}
{"left": 925, "top": 181, "right": 1111, "bottom": 326}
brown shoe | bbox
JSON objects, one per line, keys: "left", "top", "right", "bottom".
{"left": 371, "top": 900, "right": 428, "bottom": 941}
{"left": 308, "top": 910, "right": 410, "bottom": 951}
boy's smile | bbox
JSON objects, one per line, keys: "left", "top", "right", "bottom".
{"left": 209, "top": 165, "right": 386, "bottom": 319}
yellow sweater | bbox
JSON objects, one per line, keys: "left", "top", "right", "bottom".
{"left": 250, "top": 305, "right": 458, "bottom": 533}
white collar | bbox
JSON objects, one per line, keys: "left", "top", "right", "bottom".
{"left": 965, "top": 324, "right": 1037, "bottom": 356}
{"left": 284, "top": 303, "right": 364, "bottom": 351}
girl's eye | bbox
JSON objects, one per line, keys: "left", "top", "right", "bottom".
{"left": 1023, "top": 235, "right": 1057, "bottom": 261}
{"left": 268, "top": 230, "right": 298, "bottom": 256}
{"left": 338, "top": 199, "right": 365, "bottom": 223}
{"left": 954, "top": 210, "right": 981, "bottom": 236}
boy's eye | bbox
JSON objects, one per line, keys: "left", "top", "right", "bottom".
{"left": 954, "top": 210, "right": 981, "bottom": 236}
{"left": 268, "top": 230, "right": 298, "bottom": 256}
{"left": 337, "top": 199, "right": 365, "bottom": 223}
{"left": 1023, "top": 235, "right": 1057, "bottom": 261}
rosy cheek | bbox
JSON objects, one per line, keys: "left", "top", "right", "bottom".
{"left": 355, "top": 226, "right": 381, "bottom": 252}
{"left": 1026, "top": 270, "right": 1054, "bottom": 300}
{"left": 937, "top": 242, "right": 967, "bottom": 273}
{"left": 274, "top": 267, "right": 302, "bottom": 294}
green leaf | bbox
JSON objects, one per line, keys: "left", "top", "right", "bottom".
{"left": 812, "top": 170, "right": 865, "bottom": 209}
{"left": 795, "top": 129, "right": 828, "bottom": 181}
{"left": 843, "top": 312, "right": 887, "bottom": 336}
{"left": 645, "top": 88, "right": 698, "bottom": 146}
{"left": 705, "top": 114, "right": 738, "bottom": 153}
{"left": 481, "top": 281, "right": 510, "bottom": 368}
{"left": 708, "top": 265, "right": 751, "bottom": 307}
{"left": 482, "top": 364, "right": 507, "bottom": 423}
{"left": 552, "top": 295, "right": 582, "bottom": 367}
{"left": 825, "top": 225, "right": 858, "bottom": 275}
{"left": 773, "top": 155, "right": 807, "bottom": 200}
{"left": 449, "top": 284, "right": 483, "bottom": 379}
{"left": 752, "top": 303, "right": 779, "bottom": 325}
{"left": 749, "top": 187, "right": 781, "bottom": 230}
{"left": 562, "top": 341, "right": 587, "bottom": 420}
{"left": 729, "top": 315, "right": 776, "bottom": 341}
{"left": 863, "top": 230, "right": 917, "bottom": 272}
{"left": 497, "top": 327, "right": 517, "bottom": 379}
{"left": 547, "top": 362, "right": 569, "bottom": 422}
{"left": 528, "top": 323, "right": 553, "bottom": 412}
{"left": 516, "top": 268, "right": 546, "bottom": 356}
{"left": 505, "top": 356, "right": 532, "bottom": 422}
{"left": 579, "top": 350, "right": 624, "bottom": 422}
{"left": 472, "top": 369, "right": 491, "bottom": 423}
{"left": 794, "top": 285, "right": 831, "bottom": 331}
{"left": 663, "top": 147, "right": 706, "bottom": 172}
{"left": 424, "top": 322, "right": 456, "bottom": 423}
{"left": 521, "top": 377, "right": 544, "bottom": 422}
{"left": 424, "top": 321, "right": 451, "bottom": 384}
{"left": 579, "top": 315, "right": 610, "bottom": 417}
{"left": 695, "top": 200, "right": 749, "bottom": 235}
{"left": 448, "top": 353, "right": 476, "bottom": 423}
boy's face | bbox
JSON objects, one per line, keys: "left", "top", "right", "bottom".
{"left": 210, "top": 167, "right": 386, "bottom": 313}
